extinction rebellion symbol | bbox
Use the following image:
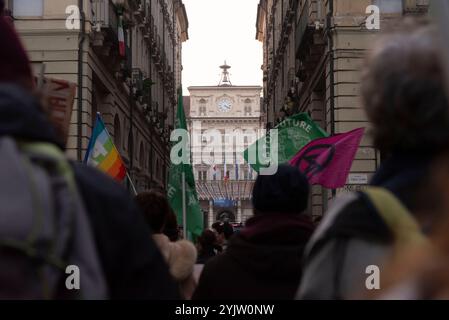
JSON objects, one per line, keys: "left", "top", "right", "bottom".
{"left": 294, "top": 144, "right": 335, "bottom": 178}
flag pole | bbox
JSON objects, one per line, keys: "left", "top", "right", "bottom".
{"left": 126, "top": 172, "right": 138, "bottom": 196}
{"left": 182, "top": 171, "right": 187, "bottom": 239}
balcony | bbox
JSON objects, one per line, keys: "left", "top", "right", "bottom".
{"left": 133, "top": 0, "right": 145, "bottom": 21}
{"left": 295, "top": 1, "right": 311, "bottom": 54}
{"left": 92, "top": 0, "right": 118, "bottom": 36}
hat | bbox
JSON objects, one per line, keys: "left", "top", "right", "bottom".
{"left": 0, "top": 9, "right": 34, "bottom": 90}
{"left": 252, "top": 164, "right": 309, "bottom": 214}
{"left": 211, "top": 221, "right": 234, "bottom": 240}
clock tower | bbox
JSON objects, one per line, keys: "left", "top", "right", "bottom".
{"left": 218, "top": 61, "right": 232, "bottom": 86}
{"left": 187, "top": 63, "right": 263, "bottom": 227}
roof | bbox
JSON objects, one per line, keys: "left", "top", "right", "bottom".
{"left": 188, "top": 85, "right": 263, "bottom": 91}
{"left": 196, "top": 180, "right": 255, "bottom": 201}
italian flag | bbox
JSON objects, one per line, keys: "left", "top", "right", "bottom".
{"left": 118, "top": 15, "right": 125, "bottom": 57}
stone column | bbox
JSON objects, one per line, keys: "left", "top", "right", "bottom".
{"left": 237, "top": 200, "right": 242, "bottom": 223}
{"left": 208, "top": 199, "right": 214, "bottom": 228}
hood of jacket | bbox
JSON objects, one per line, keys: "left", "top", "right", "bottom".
{"left": 0, "top": 84, "right": 63, "bottom": 148}
{"left": 152, "top": 234, "right": 197, "bottom": 282}
{"left": 225, "top": 213, "right": 314, "bottom": 281}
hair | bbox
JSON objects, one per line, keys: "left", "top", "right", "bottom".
{"left": 135, "top": 191, "right": 171, "bottom": 233}
{"left": 197, "top": 229, "right": 218, "bottom": 251}
{"left": 361, "top": 18, "right": 449, "bottom": 156}
{"left": 212, "top": 221, "right": 234, "bottom": 240}
{"left": 163, "top": 208, "right": 179, "bottom": 241}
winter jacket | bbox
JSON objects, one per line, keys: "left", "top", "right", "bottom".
{"left": 192, "top": 212, "right": 314, "bottom": 300}
{"left": 152, "top": 234, "right": 197, "bottom": 299}
{"left": 152, "top": 234, "right": 197, "bottom": 281}
{"left": 297, "top": 153, "right": 433, "bottom": 300}
{"left": 0, "top": 84, "right": 180, "bottom": 299}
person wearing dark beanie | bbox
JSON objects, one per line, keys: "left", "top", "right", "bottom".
{"left": 252, "top": 164, "right": 309, "bottom": 214}
{"left": 193, "top": 164, "right": 315, "bottom": 300}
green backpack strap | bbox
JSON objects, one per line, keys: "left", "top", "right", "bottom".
{"left": 18, "top": 141, "right": 77, "bottom": 193}
{"left": 362, "top": 187, "right": 429, "bottom": 246}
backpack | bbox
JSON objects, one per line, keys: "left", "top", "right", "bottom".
{"left": 0, "top": 136, "right": 108, "bottom": 299}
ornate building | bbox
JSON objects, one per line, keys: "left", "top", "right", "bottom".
{"left": 7, "top": 0, "right": 189, "bottom": 192}
{"left": 187, "top": 64, "right": 263, "bottom": 227}
{"left": 256, "top": 0, "right": 430, "bottom": 217}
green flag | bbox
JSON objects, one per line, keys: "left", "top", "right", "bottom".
{"left": 243, "top": 113, "right": 328, "bottom": 172}
{"left": 167, "top": 91, "right": 203, "bottom": 238}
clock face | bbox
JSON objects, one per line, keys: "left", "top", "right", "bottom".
{"left": 217, "top": 98, "right": 232, "bottom": 112}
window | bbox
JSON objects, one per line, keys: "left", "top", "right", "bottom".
{"left": 243, "top": 169, "right": 248, "bottom": 180}
{"left": 139, "top": 142, "right": 145, "bottom": 168}
{"left": 198, "top": 171, "right": 207, "bottom": 181}
{"left": 373, "top": 0, "right": 402, "bottom": 13}
{"left": 244, "top": 106, "right": 252, "bottom": 116}
{"left": 12, "top": 0, "right": 43, "bottom": 16}
{"left": 199, "top": 106, "right": 207, "bottom": 116}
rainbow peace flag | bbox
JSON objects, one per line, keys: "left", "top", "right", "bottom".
{"left": 84, "top": 113, "right": 126, "bottom": 182}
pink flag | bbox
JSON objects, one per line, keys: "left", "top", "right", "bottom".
{"left": 289, "top": 128, "right": 365, "bottom": 188}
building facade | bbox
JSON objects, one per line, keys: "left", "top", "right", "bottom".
{"left": 187, "top": 64, "right": 263, "bottom": 227}
{"left": 6, "top": 0, "right": 189, "bottom": 192}
{"left": 256, "top": 0, "right": 430, "bottom": 217}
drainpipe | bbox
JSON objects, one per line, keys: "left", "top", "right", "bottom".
{"left": 272, "top": 10, "right": 276, "bottom": 125}
{"left": 264, "top": 1, "right": 269, "bottom": 128}
{"left": 149, "top": 0, "right": 153, "bottom": 188}
{"left": 129, "top": 24, "right": 134, "bottom": 173}
{"left": 327, "top": 0, "right": 336, "bottom": 197}
{"left": 77, "top": 0, "right": 86, "bottom": 162}
{"left": 172, "top": 2, "right": 176, "bottom": 127}
{"left": 162, "top": 11, "right": 167, "bottom": 187}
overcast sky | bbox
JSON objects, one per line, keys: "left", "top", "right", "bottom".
{"left": 182, "top": 0, "right": 263, "bottom": 94}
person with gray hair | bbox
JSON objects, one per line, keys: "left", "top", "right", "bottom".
{"left": 297, "top": 19, "right": 449, "bottom": 300}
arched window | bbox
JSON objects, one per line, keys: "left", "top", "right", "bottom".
{"left": 244, "top": 136, "right": 249, "bottom": 145}
{"left": 199, "top": 99, "right": 207, "bottom": 116}
{"left": 114, "top": 115, "right": 121, "bottom": 149}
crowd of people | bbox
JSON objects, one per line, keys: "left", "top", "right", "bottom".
{"left": 3, "top": 0, "right": 449, "bottom": 299}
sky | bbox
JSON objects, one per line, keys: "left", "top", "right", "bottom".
{"left": 182, "top": 0, "right": 263, "bottom": 94}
